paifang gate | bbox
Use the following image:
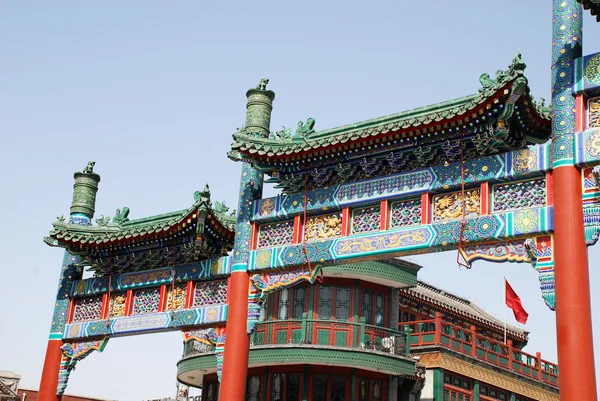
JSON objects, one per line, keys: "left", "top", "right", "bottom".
{"left": 38, "top": 2, "right": 600, "bottom": 400}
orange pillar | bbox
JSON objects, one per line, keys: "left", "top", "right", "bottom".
{"left": 219, "top": 161, "right": 265, "bottom": 400}
{"left": 553, "top": 166, "right": 597, "bottom": 399}
{"left": 38, "top": 340, "right": 63, "bottom": 401}
{"left": 219, "top": 270, "right": 251, "bottom": 401}
{"left": 551, "top": 1, "right": 597, "bottom": 399}
{"left": 39, "top": 251, "right": 84, "bottom": 401}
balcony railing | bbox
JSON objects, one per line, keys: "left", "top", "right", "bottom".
{"left": 183, "top": 340, "right": 215, "bottom": 357}
{"left": 250, "top": 314, "right": 410, "bottom": 357}
{"left": 405, "top": 313, "right": 559, "bottom": 387}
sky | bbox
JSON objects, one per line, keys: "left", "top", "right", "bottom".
{"left": 1, "top": 1, "right": 600, "bottom": 400}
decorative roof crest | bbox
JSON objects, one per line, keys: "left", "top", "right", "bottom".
{"left": 256, "top": 78, "right": 269, "bottom": 91}
{"left": 194, "top": 184, "right": 211, "bottom": 204}
{"left": 82, "top": 161, "right": 95, "bottom": 174}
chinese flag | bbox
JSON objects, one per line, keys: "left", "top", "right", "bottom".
{"left": 505, "top": 279, "right": 529, "bottom": 324}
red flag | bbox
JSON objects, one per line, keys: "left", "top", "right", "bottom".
{"left": 505, "top": 279, "right": 529, "bottom": 324}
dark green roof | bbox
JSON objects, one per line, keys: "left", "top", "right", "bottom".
{"left": 45, "top": 191, "right": 235, "bottom": 248}
{"left": 230, "top": 54, "right": 550, "bottom": 162}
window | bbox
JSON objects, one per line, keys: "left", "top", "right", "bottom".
{"left": 312, "top": 374, "right": 328, "bottom": 401}
{"left": 358, "top": 378, "right": 384, "bottom": 401}
{"left": 292, "top": 287, "right": 306, "bottom": 318}
{"left": 318, "top": 286, "right": 333, "bottom": 320}
{"left": 259, "top": 302, "right": 267, "bottom": 322}
{"left": 363, "top": 290, "right": 372, "bottom": 325}
{"left": 375, "top": 292, "right": 385, "bottom": 326}
{"left": 271, "top": 374, "right": 284, "bottom": 401}
{"left": 246, "top": 376, "right": 261, "bottom": 401}
{"left": 335, "top": 287, "right": 350, "bottom": 321}
{"left": 331, "top": 375, "right": 346, "bottom": 401}
{"left": 371, "top": 380, "right": 382, "bottom": 401}
{"left": 480, "top": 384, "right": 509, "bottom": 401}
{"left": 358, "top": 378, "right": 368, "bottom": 401}
{"left": 204, "top": 381, "right": 219, "bottom": 401}
{"left": 443, "top": 374, "right": 472, "bottom": 401}
{"left": 287, "top": 373, "right": 301, "bottom": 401}
{"left": 278, "top": 289, "right": 290, "bottom": 320}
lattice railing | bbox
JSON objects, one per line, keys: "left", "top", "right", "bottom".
{"left": 405, "top": 315, "right": 559, "bottom": 387}
{"left": 250, "top": 316, "right": 410, "bottom": 357}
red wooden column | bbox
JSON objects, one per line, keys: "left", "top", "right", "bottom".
{"left": 39, "top": 340, "right": 64, "bottom": 401}
{"left": 551, "top": 3, "right": 597, "bottom": 399}
{"left": 553, "top": 164, "right": 597, "bottom": 397}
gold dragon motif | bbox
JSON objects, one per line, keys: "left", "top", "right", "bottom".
{"left": 108, "top": 294, "right": 127, "bottom": 317}
{"left": 433, "top": 189, "right": 480, "bottom": 221}
{"left": 167, "top": 286, "right": 186, "bottom": 310}
{"left": 590, "top": 97, "right": 600, "bottom": 129}
{"left": 305, "top": 213, "right": 342, "bottom": 240}
{"left": 336, "top": 230, "right": 428, "bottom": 254}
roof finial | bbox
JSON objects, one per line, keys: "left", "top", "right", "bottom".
{"left": 82, "top": 161, "right": 95, "bottom": 174}
{"left": 256, "top": 78, "right": 269, "bottom": 91}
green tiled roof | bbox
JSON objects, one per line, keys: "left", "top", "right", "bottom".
{"left": 230, "top": 54, "right": 550, "bottom": 161}
{"left": 45, "top": 191, "right": 236, "bottom": 248}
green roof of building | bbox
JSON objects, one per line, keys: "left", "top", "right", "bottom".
{"left": 230, "top": 54, "right": 550, "bottom": 163}
{"left": 45, "top": 185, "right": 236, "bottom": 271}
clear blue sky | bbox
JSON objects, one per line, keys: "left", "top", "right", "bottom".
{"left": 1, "top": 2, "right": 599, "bottom": 400}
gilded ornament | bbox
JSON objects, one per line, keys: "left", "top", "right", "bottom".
{"left": 259, "top": 198, "right": 275, "bottom": 216}
{"left": 433, "top": 189, "right": 480, "bottom": 221}
{"left": 108, "top": 294, "right": 126, "bottom": 317}
{"left": 585, "top": 54, "right": 600, "bottom": 86}
{"left": 335, "top": 229, "right": 429, "bottom": 255}
{"left": 589, "top": 97, "right": 600, "bottom": 129}
{"left": 305, "top": 213, "right": 342, "bottom": 240}
{"left": 585, "top": 129, "right": 600, "bottom": 160}
{"left": 513, "top": 149, "right": 537, "bottom": 174}
{"left": 167, "top": 286, "right": 186, "bottom": 310}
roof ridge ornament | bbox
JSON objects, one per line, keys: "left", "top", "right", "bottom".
{"left": 112, "top": 207, "right": 130, "bottom": 224}
{"left": 194, "top": 184, "right": 211, "bottom": 204}
{"left": 295, "top": 118, "right": 316, "bottom": 138}
{"left": 82, "top": 161, "right": 95, "bottom": 174}
{"left": 256, "top": 78, "right": 269, "bottom": 91}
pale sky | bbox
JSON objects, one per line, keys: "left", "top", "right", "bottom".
{"left": 1, "top": 2, "right": 600, "bottom": 400}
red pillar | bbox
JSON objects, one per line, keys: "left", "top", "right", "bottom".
{"left": 38, "top": 340, "right": 63, "bottom": 401}
{"left": 553, "top": 165, "right": 598, "bottom": 399}
{"left": 219, "top": 271, "right": 250, "bottom": 401}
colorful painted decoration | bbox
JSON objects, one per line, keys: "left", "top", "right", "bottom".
{"left": 108, "top": 294, "right": 127, "bottom": 317}
{"left": 390, "top": 199, "right": 422, "bottom": 228}
{"left": 193, "top": 280, "right": 227, "bottom": 307}
{"left": 57, "top": 338, "right": 109, "bottom": 395}
{"left": 492, "top": 178, "right": 546, "bottom": 212}
{"left": 590, "top": 97, "right": 600, "bottom": 129}
{"left": 167, "top": 286, "right": 187, "bottom": 310}
{"left": 432, "top": 189, "right": 481, "bottom": 221}
{"left": 71, "top": 297, "right": 102, "bottom": 322}
{"left": 304, "top": 213, "right": 342, "bottom": 241}
{"left": 132, "top": 289, "right": 161, "bottom": 315}
{"left": 257, "top": 221, "right": 294, "bottom": 248}
{"left": 351, "top": 205, "right": 381, "bottom": 234}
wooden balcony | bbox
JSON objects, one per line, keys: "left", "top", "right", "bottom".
{"left": 248, "top": 315, "right": 410, "bottom": 357}
{"left": 405, "top": 313, "right": 559, "bottom": 388}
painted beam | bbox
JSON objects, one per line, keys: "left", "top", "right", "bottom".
{"left": 249, "top": 207, "right": 553, "bottom": 270}
{"left": 70, "top": 256, "right": 231, "bottom": 297}
{"left": 252, "top": 146, "right": 550, "bottom": 223}
{"left": 63, "top": 303, "right": 228, "bottom": 340}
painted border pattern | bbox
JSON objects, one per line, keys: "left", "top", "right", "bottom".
{"left": 63, "top": 304, "right": 228, "bottom": 340}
